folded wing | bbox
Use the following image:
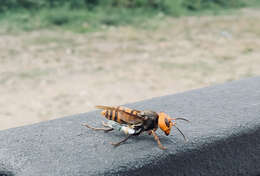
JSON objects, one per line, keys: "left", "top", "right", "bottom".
{"left": 96, "top": 105, "right": 144, "bottom": 125}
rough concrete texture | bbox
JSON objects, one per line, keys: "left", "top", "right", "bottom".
{"left": 0, "top": 77, "right": 260, "bottom": 176}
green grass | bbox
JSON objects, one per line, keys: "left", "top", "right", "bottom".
{"left": 0, "top": 7, "right": 162, "bottom": 33}
{"left": 246, "top": 0, "right": 260, "bottom": 7}
{"left": 0, "top": 0, "right": 259, "bottom": 33}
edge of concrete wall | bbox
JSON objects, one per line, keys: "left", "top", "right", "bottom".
{"left": 0, "top": 77, "right": 260, "bottom": 176}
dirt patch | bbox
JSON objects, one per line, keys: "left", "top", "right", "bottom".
{"left": 0, "top": 8, "right": 260, "bottom": 130}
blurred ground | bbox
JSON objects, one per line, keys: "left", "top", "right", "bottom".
{"left": 0, "top": 8, "right": 260, "bottom": 130}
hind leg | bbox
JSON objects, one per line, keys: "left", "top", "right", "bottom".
{"left": 102, "top": 121, "right": 110, "bottom": 127}
{"left": 110, "top": 135, "right": 132, "bottom": 147}
{"left": 82, "top": 123, "right": 113, "bottom": 132}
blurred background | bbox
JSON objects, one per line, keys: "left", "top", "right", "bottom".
{"left": 0, "top": 0, "right": 260, "bottom": 130}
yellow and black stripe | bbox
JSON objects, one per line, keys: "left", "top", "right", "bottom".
{"left": 101, "top": 106, "right": 120, "bottom": 123}
{"left": 100, "top": 106, "right": 140, "bottom": 124}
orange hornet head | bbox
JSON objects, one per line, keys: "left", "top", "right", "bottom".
{"left": 158, "top": 112, "right": 175, "bottom": 136}
{"left": 158, "top": 112, "right": 189, "bottom": 140}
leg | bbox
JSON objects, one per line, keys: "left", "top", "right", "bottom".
{"left": 151, "top": 130, "right": 166, "bottom": 150}
{"left": 111, "top": 135, "right": 132, "bottom": 147}
{"left": 147, "top": 131, "right": 152, "bottom": 135}
{"left": 82, "top": 123, "right": 113, "bottom": 132}
{"left": 102, "top": 121, "right": 110, "bottom": 127}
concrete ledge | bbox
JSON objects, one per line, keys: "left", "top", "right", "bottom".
{"left": 0, "top": 77, "right": 260, "bottom": 176}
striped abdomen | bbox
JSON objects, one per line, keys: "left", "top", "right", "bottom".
{"left": 101, "top": 106, "right": 139, "bottom": 124}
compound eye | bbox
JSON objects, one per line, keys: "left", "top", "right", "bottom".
{"left": 165, "top": 118, "right": 170, "bottom": 128}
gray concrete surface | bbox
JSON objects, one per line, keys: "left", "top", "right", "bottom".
{"left": 0, "top": 77, "right": 260, "bottom": 176}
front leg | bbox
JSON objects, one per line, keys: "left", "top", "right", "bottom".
{"left": 150, "top": 130, "right": 166, "bottom": 150}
